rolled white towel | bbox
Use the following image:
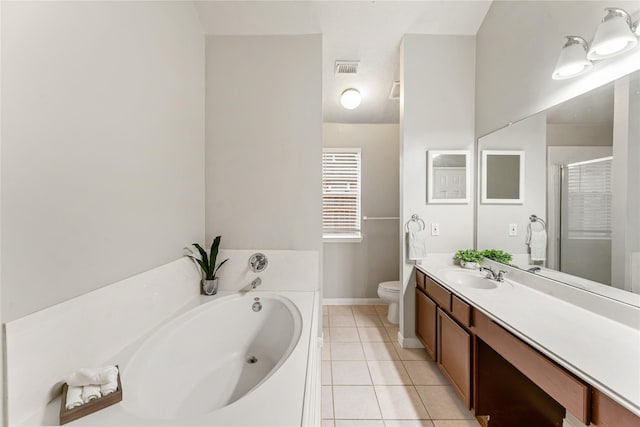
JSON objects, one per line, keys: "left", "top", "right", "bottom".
{"left": 100, "top": 367, "right": 119, "bottom": 396}
{"left": 68, "top": 366, "right": 118, "bottom": 387}
{"left": 81, "top": 385, "right": 101, "bottom": 403}
{"left": 65, "top": 386, "right": 84, "bottom": 410}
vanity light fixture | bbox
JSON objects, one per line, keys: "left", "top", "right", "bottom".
{"left": 340, "top": 88, "right": 361, "bottom": 110}
{"left": 552, "top": 36, "right": 593, "bottom": 80}
{"left": 587, "top": 8, "right": 638, "bottom": 60}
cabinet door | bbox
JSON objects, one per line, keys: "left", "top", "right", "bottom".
{"left": 438, "top": 308, "right": 471, "bottom": 408}
{"left": 415, "top": 288, "right": 437, "bottom": 360}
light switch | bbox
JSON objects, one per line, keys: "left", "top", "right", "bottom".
{"left": 509, "top": 224, "right": 517, "bottom": 236}
{"left": 431, "top": 223, "right": 440, "bottom": 236}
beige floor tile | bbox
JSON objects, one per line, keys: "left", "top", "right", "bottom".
{"left": 374, "top": 385, "right": 430, "bottom": 420}
{"left": 330, "top": 313, "right": 357, "bottom": 327}
{"left": 403, "top": 361, "right": 448, "bottom": 385}
{"left": 321, "top": 419, "right": 335, "bottom": 427}
{"left": 393, "top": 342, "right": 429, "bottom": 361}
{"left": 333, "top": 386, "right": 382, "bottom": 419}
{"left": 322, "top": 360, "right": 332, "bottom": 385}
{"left": 358, "top": 327, "right": 391, "bottom": 342}
{"left": 328, "top": 305, "right": 353, "bottom": 314}
{"left": 331, "top": 342, "right": 366, "bottom": 360}
{"left": 332, "top": 361, "right": 372, "bottom": 385}
{"left": 362, "top": 342, "right": 400, "bottom": 361}
{"left": 322, "top": 385, "right": 334, "bottom": 419}
{"left": 330, "top": 327, "right": 361, "bottom": 342}
{"left": 385, "top": 325, "right": 400, "bottom": 340}
{"left": 384, "top": 421, "right": 435, "bottom": 427}
{"left": 432, "top": 421, "right": 480, "bottom": 427}
{"left": 355, "top": 313, "right": 384, "bottom": 327}
{"left": 368, "top": 360, "right": 412, "bottom": 385}
{"left": 415, "top": 386, "right": 474, "bottom": 420}
{"left": 352, "top": 305, "right": 378, "bottom": 313}
{"left": 322, "top": 343, "right": 332, "bottom": 360}
{"left": 375, "top": 305, "right": 388, "bottom": 316}
{"left": 336, "top": 420, "right": 384, "bottom": 427}
{"left": 323, "top": 328, "right": 331, "bottom": 342}
{"left": 323, "top": 316, "right": 330, "bottom": 328}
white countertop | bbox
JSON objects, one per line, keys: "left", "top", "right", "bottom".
{"left": 416, "top": 259, "right": 640, "bottom": 418}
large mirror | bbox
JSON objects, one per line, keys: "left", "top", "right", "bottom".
{"left": 427, "top": 150, "right": 470, "bottom": 204}
{"left": 476, "top": 70, "right": 640, "bottom": 305}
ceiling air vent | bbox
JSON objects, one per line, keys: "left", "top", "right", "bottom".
{"left": 389, "top": 81, "right": 400, "bottom": 100}
{"left": 335, "top": 60, "right": 359, "bottom": 75}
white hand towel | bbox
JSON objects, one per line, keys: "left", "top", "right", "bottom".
{"left": 81, "top": 385, "right": 101, "bottom": 403}
{"left": 100, "top": 367, "right": 119, "bottom": 395}
{"left": 408, "top": 229, "right": 428, "bottom": 260}
{"left": 68, "top": 366, "right": 118, "bottom": 387}
{"left": 529, "top": 229, "right": 547, "bottom": 261}
{"left": 65, "top": 386, "right": 84, "bottom": 410}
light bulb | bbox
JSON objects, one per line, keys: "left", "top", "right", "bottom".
{"left": 340, "top": 89, "right": 361, "bottom": 110}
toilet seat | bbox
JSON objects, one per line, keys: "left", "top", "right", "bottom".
{"left": 379, "top": 281, "right": 401, "bottom": 293}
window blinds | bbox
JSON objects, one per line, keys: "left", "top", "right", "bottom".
{"left": 566, "top": 157, "right": 612, "bottom": 239}
{"left": 322, "top": 149, "right": 361, "bottom": 236}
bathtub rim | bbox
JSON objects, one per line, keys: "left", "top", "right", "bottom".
{"left": 20, "top": 290, "right": 319, "bottom": 427}
{"left": 120, "top": 291, "right": 304, "bottom": 420}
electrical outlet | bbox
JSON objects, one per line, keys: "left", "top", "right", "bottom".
{"left": 431, "top": 223, "right": 440, "bottom": 236}
{"left": 509, "top": 223, "right": 518, "bottom": 236}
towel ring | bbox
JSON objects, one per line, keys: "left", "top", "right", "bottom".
{"left": 529, "top": 214, "right": 546, "bottom": 228}
{"left": 405, "top": 214, "right": 425, "bottom": 232}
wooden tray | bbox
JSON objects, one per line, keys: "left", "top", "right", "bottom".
{"left": 59, "top": 368, "right": 122, "bottom": 425}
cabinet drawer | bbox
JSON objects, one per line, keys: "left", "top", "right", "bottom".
{"left": 425, "top": 277, "right": 452, "bottom": 311}
{"left": 416, "top": 270, "right": 426, "bottom": 291}
{"left": 592, "top": 389, "right": 640, "bottom": 427}
{"left": 473, "top": 311, "right": 590, "bottom": 424}
{"left": 451, "top": 295, "right": 471, "bottom": 328}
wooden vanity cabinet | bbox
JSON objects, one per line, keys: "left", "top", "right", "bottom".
{"left": 592, "top": 389, "right": 640, "bottom": 427}
{"left": 415, "top": 288, "right": 437, "bottom": 359}
{"left": 438, "top": 308, "right": 472, "bottom": 407}
{"left": 415, "top": 270, "right": 472, "bottom": 408}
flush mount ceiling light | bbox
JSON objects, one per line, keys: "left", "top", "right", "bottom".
{"left": 552, "top": 36, "right": 593, "bottom": 80}
{"left": 340, "top": 88, "right": 361, "bottom": 110}
{"left": 587, "top": 8, "right": 638, "bottom": 60}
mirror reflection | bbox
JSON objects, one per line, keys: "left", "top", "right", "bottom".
{"left": 481, "top": 150, "right": 525, "bottom": 204}
{"left": 427, "top": 150, "right": 469, "bottom": 204}
{"left": 476, "top": 70, "right": 640, "bottom": 302}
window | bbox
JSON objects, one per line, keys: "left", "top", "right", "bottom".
{"left": 566, "top": 156, "right": 612, "bottom": 239}
{"left": 322, "top": 148, "right": 361, "bottom": 240}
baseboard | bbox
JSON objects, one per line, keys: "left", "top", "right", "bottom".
{"left": 398, "top": 332, "right": 423, "bottom": 349}
{"left": 322, "top": 298, "right": 384, "bottom": 305}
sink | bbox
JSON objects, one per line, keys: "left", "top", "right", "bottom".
{"left": 440, "top": 269, "right": 500, "bottom": 290}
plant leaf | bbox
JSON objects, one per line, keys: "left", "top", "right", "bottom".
{"left": 210, "top": 236, "right": 222, "bottom": 272}
{"left": 192, "top": 243, "right": 210, "bottom": 276}
{"left": 186, "top": 254, "right": 208, "bottom": 277}
{"left": 213, "top": 258, "right": 229, "bottom": 278}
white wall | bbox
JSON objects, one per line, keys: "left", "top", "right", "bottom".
{"left": 547, "top": 123, "right": 613, "bottom": 147}
{"left": 205, "top": 35, "right": 322, "bottom": 253}
{"left": 400, "top": 35, "right": 475, "bottom": 342}
{"left": 612, "top": 75, "right": 640, "bottom": 292}
{"left": 476, "top": 0, "right": 640, "bottom": 137}
{"left": 1, "top": 1, "right": 205, "bottom": 322}
{"left": 323, "top": 123, "right": 399, "bottom": 299}
{"left": 477, "top": 113, "right": 547, "bottom": 258}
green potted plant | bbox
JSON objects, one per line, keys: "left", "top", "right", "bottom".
{"left": 482, "top": 249, "right": 513, "bottom": 265}
{"left": 454, "top": 249, "right": 484, "bottom": 270}
{"left": 186, "top": 236, "right": 229, "bottom": 295}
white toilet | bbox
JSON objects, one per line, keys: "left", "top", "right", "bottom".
{"left": 377, "top": 281, "right": 401, "bottom": 324}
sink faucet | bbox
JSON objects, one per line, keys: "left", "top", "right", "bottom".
{"left": 481, "top": 266, "right": 508, "bottom": 282}
{"left": 528, "top": 266, "right": 541, "bottom": 273}
{"left": 250, "top": 277, "right": 262, "bottom": 289}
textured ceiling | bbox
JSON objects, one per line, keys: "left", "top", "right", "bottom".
{"left": 194, "top": 1, "right": 492, "bottom": 124}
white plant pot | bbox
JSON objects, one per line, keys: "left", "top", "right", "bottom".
{"left": 460, "top": 261, "right": 480, "bottom": 270}
{"left": 202, "top": 279, "right": 219, "bottom": 296}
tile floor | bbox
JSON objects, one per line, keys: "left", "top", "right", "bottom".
{"left": 322, "top": 305, "right": 480, "bottom": 427}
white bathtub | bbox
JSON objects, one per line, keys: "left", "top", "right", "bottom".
{"left": 124, "top": 292, "right": 303, "bottom": 420}
{"left": 23, "top": 290, "right": 318, "bottom": 426}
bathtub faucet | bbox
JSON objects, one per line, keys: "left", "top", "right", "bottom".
{"left": 251, "top": 277, "right": 262, "bottom": 289}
